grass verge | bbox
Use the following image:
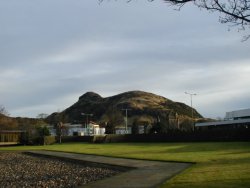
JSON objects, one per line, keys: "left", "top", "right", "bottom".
{"left": 1, "top": 142, "right": 250, "bottom": 187}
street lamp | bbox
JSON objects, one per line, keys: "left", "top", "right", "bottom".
{"left": 185, "top": 92, "right": 197, "bottom": 131}
{"left": 81, "top": 113, "right": 93, "bottom": 135}
{"left": 121, "top": 109, "right": 131, "bottom": 134}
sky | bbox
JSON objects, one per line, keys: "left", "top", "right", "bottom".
{"left": 0, "top": 0, "right": 250, "bottom": 119}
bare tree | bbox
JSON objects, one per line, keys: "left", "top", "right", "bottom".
{"left": 0, "top": 105, "right": 18, "bottom": 130}
{"left": 36, "top": 113, "right": 48, "bottom": 119}
{"left": 0, "top": 105, "right": 9, "bottom": 116}
{"left": 99, "top": 0, "right": 250, "bottom": 40}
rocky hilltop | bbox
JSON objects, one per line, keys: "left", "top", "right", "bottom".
{"left": 46, "top": 91, "right": 202, "bottom": 130}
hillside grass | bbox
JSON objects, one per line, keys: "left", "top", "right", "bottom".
{"left": 1, "top": 142, "right": 250, "bottom": 187}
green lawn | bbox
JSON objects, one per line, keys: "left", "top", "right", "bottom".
{"left": 1, "top": 142, "right": 250, "bottom": 188}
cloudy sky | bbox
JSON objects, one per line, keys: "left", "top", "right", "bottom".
{"left": 1, "top": 0, "right": 250, "bottom": 119}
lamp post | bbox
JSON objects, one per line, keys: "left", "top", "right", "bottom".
{"left": 81, "top": 113, "right": 93, "bottom": 135}
{"left": 185, "top": 92, "right": 197, "bottom": 131}
{"left": 121, "top": 109, "right": 131, "bottom": 134}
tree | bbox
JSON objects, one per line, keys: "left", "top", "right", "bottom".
{"left": 131, "top": 121, "right": 139, "bottom": 134}
{"left": 105, "top": 122, "right": 116, "bottom": 134}
{"left": 178, "top": 117, "right": 194, "bottom": 131}
{"left": 0, "top": 105, "right": 18, "bottom": 130}
{"left": 37, "top": 126, "right": 51, "bottom": 137}
{"left": 103, "top": 107, "right": 124, "bottom": 134}
{"left": 56, "top": 122, "right": 63, "bottom": 144}
{"left": 55, "top": 122, "right": 69, "bottom": 143}
{"left": 99, "top": 0, "right": 250, "bottom": 40}
{"left": 0, "top": 105, "right": 9, "bottom": 116}
{"left": 36, "top": 126, "right": 51, "bottom": 145}
{"left": 150, "top": 121, "right": 168, "bottom": 133}
{"left": 0, "top": 115, "right": 18, "bottom": 130}
{"left": 36, "top": 113, "right": 48, "bottom": 119}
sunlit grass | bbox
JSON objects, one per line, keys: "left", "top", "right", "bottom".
{"left": 1, "top": 142, "right": 250, "bottom": 187}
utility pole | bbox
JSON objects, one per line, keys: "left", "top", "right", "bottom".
{"left": 185, "top": 92, "right": 197, "bottom": 131}
{"left": 121, "top": 109, "right": 131, "bottom": 134}
{"left": 81, "top": 113, "right": 93, "bottom": 135}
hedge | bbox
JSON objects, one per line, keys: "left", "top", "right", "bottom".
{"left": 24, "top": 128, "right": 250, "bottom": 145}
{"left": 91, "top": 128, "right": 250, "bottom": 143}
{"left": 60, "top": 136, "right": 93, "bottom": 143}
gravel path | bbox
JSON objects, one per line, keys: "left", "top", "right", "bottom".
{"left": 0, "top": 152, "right": 121, "bottom": 188}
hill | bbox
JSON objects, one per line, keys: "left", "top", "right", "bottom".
{"left": 46, "top": 91, "right": 203, "bottom": 131}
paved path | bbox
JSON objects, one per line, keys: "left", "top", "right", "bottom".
{"left": 28, "top": 151, "right": 192, "bottom": 188}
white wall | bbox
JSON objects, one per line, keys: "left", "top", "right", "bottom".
{"left": 225, "top": 108, "right": 250, "bottom": 120}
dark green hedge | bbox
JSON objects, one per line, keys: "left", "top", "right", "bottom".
{"left": 26, "top": 128, "right": 250, "bottom": 145}
{"left": 92, "top": 129, "right": 250, "bottom": 143}
{"left": 91, "top": 135, "right": 129, "bottom": 143}
{"left": 60, "top": 136, "right": 93, "bottom": 143}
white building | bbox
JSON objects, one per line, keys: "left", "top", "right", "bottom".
{"left": 49, "top": 122, "right": 105, "bottom": 136}
{"left": 115, "top": 126, "right": 132, "bottom": 134}
{"left": 88, "top": 122, "right": 105, "bottom": 135}
{"left": 67, "top": 124, "right": 86, "bottom": 136}
{"left": 225, "top": 108, "right": 250, "bottom": 120}
{"left": 195, "top": 108, "right": 250, "bottom": 129}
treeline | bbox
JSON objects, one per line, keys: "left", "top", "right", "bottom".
{"left": 0, "top": 114, "right": 48, "bottom": 131}
{"left": 0, "top": 105, "right": 48, "bottom": 131}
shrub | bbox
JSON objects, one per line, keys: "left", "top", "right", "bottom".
{"left": 44, "top": 136, "right": 56, "bottom": 145}
{"left": 92, "top": 135, "right": 106, "bottom": 143}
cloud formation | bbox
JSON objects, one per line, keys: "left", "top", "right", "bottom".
{"left": 0, "top": 0, "right": 250, "bottom": 118}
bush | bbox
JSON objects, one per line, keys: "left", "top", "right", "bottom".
{"left": 91, "top": 135, "right": 129, "bottom": 143}
{"left": 92, "top": 135, "right": 106, "bottom": 143}
{"left": 91, "top": 129, "right": 250, "bottom": 143}
{"left": 44, "top": 136, "right": 56, "bottom": 145}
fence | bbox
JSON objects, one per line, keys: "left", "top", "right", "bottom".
{"left": 0, "top": 131, "right": 25, "bottom": 145}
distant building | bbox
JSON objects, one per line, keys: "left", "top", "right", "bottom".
{"left": 138, "top": 125, "right": 146, "bottom": 134}
{"left": 66, "top": 124, "right": 86, "bottom": 136}
{"left": 137, "top": 125, "right": 152, "bottom": 134}
{"left": 115, "top": 126, "right": 132, "bottom": 134}
{"left": 196, "top": 108, "right": 250, "bottom": 130}
{"left": 88, "top": 122, "right": 106, "bottom": 135}
{"left": 49, "top": 122, "right": 105, "bottom": 136}
{"left": 225, "top": 108, "right": 250, "bottom": 120}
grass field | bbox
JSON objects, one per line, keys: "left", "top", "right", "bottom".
{"left": 1, "top": 142, "right": 250, "bottom": 188}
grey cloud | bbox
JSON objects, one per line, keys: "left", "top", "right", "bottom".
{"left": 1, "top": 0, "right": 250, "bottom": 118}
